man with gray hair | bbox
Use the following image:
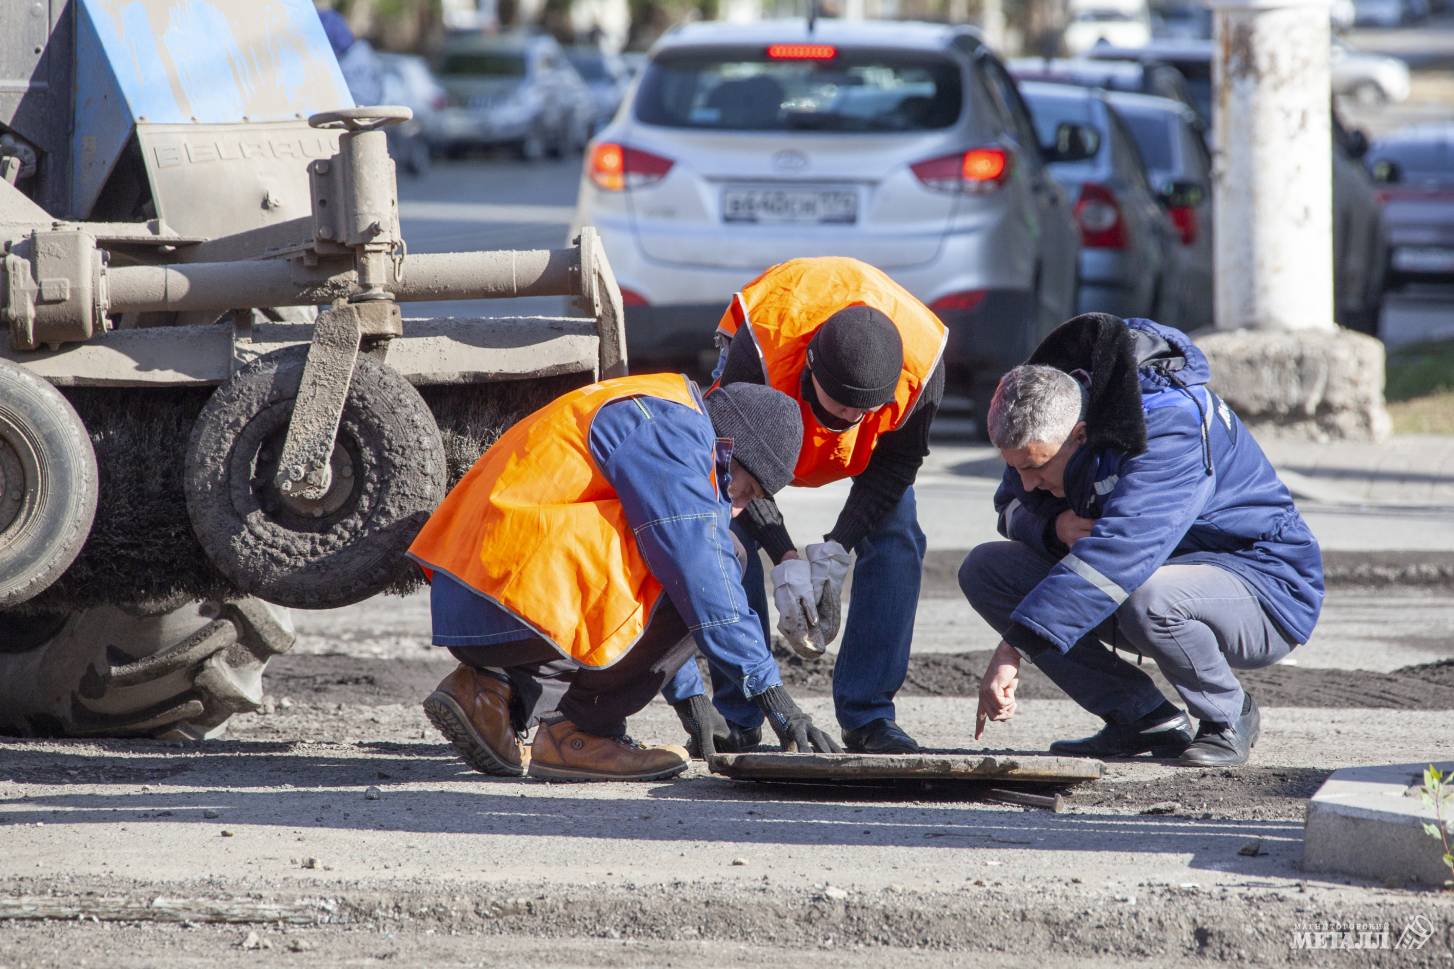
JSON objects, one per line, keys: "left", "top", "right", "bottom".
{"left": 958, "top": 314, "right": 1323, "bottom": 767}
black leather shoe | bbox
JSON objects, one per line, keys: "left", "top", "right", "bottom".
{"left": 1178, "top": 694, "right": 1260, "bottom": 767}
{"left": 843, "top": 719, "right": 921, "bottom": 754}
{"left": 1049, "top": 704, "right": 1194, "bottom": 758}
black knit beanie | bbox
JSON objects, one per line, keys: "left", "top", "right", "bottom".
{"left": 704, "top": 383, "right": 803, "bottom": 495}
{"left": 806, "top": 305, "right": 903, "bottom": 410}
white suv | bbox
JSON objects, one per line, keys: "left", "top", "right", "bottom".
{"left": 572, "top": 19, "right": 1081, "bottom": 410}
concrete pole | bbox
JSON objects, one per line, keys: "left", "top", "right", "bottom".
{"left": 1210, "top": 0, "right": 1335, "bottom": 332}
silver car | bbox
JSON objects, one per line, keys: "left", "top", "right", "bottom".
{"left": 1019, "top": 82, "right": 1179, "bottom": 322}
{"left": 432, "top": 34, "right": 595, "bottom": 160}
{"left": 571, "top": 19, "right": 1080, "bottom": 414}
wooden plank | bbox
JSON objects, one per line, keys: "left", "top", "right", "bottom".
{"left": 708, "top": 751, "right": 1103, "bottom": 784}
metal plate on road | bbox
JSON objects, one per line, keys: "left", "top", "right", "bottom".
{"left": 709, "top": 752, "right": 1104, "bottom": 784}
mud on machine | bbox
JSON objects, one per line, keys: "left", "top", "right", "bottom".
{"left": 0, "top": 0, "right": 625, "bottom": 739}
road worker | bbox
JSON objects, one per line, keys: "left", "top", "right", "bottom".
{"left": 962, "top": 314, "right": 1325, "bottom": 766}
{"left": 665, "top": 257, "right": 947, "bottom": 756}
{"left": 409, "top": 374, "right": 840, "bottom": 782}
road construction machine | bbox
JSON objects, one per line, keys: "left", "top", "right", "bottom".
{"left": 0, "top": 0, "right": 625, "bottom": 738}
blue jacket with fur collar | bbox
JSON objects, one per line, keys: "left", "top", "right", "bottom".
{"left": 994, "top": 316, "right": 1324, "bottom": 657}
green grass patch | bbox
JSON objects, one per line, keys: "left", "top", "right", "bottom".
{"left": 1386, "top": 338, "right": 1454, "bottom": 403}
{"left": 1385, "top": 339, "right": 1454, "bottom": 434}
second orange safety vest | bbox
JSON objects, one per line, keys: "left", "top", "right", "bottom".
{"left": 407, "top": 373, "right": 710, "bottom": 669}
{"left": 716, "top": 257, "right": 947, "bottom": 488}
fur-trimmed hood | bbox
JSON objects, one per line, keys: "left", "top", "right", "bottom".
{"left": 1026, "top": 313, "right": 1211, "bottom": 457}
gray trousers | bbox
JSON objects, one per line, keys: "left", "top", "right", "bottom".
{"left": 958, "top": 541, "right": 1296, "bottom": 725}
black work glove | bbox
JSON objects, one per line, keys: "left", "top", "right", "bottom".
{"left": 753, "top": 685, "right": 843, "bottom": 753}
{"left": 671, "top": 695, "right": 762, "bottom": 759}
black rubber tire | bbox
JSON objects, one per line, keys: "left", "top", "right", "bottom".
{"left": 0, "top": 596, "right": 294, "bottom": 740}
{"left": 0, "top": 361, "right": 99, "bottom": 608}
{"left": 184, "top": 347, "right": 446, "bottom": 609}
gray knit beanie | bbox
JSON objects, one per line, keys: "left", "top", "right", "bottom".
{"left": 807, "top": 305, "right": 903, "bottom": 410}
{"left": 704, "top": 383, "right": 803, "bottom": 495}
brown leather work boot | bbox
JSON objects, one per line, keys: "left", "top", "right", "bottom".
{"left": 528, "top": 719, "right": 689, "bottom": 782}
{"left": 422, "top": 664, "right": 527, "bottom": 777}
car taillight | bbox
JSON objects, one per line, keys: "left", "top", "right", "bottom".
{"left": 1168, "top": 205, "right": 1197, "bottom": 246}
{"left": 911, "top": 148, "right": 1011, "bottom": 194}
{"left": 766, "top": 43, "right": 837, "bottom": 60}
{"left": 1074, "top": 182, "right": 1127, "bottom": 249}
{"left": 619, "top": 287, "right": 649, "bottom": 307}
{"left": 930, "top": 290, "right": 988, "bottom": 313}
{"left": 588, "top": 142, "right": 673, "bottom": 192}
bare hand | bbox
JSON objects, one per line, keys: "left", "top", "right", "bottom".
{"left": 1054, "top": 510, "right": 1095, "bottom": 547}
{"left": 975, "top": 641, "right": 1021, "bottom": 739}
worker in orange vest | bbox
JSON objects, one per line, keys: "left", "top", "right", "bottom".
{"left": 665, "top": 258, "right": 947, "bottom": 756}
{"left": 408, "top": 374, "right": 841, "bottom": 783}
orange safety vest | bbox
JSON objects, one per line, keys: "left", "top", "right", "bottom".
{"left": 716, "top": 257, "right": 947, "bottom": 488}
{"left": 407, "top": 373, "right": 709, "bottom": 669}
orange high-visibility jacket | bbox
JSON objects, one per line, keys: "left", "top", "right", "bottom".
{"left": 715, "top": 257, "right": 947, "bottom": 488}
{"left": 407, "top": 373, "right": 707, "bottom": 669}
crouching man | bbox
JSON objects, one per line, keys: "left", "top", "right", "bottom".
{"left": 409, "top": 374, "right": 840, "bottom": 783}
{"left": 960, "top": 314, "right": 1324, "bottom": 767}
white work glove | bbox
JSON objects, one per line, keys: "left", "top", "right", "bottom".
{"left": 770, "top": 558, "right": 821, "bottom": 659}
{"left": 805, "top": 540, "right": 852, "bottom": 648}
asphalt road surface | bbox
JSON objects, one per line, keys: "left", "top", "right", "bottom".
{"left": 2, "top": 47, "right": 1453, "bottom": 969}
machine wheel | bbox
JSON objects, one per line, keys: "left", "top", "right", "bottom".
{"left": 0, "top": 361, "right": 99, "bottom": 608}
{"left": 0, "top": 597, "right": 294, "bottom": 740}
{"left": 184, "top": 347, "right": 446, "bottom": 609}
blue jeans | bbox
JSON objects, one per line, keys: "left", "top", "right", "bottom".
{"left": 664, "top": 487, "right": 927, "bottom": 733}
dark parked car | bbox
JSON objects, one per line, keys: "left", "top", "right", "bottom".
{"left": 1086, "top": 42, "right": 1388, "bottom": 331}
{"left": 1087, "top": 41, "right": 1216, "bottom": 123}
{"left": 432, "top": 34, "right": 596, "bottom": 160}
{"left": 1020, "top": 81, "right": 1179, "bottom": 321}
{"left": 1010, "top": 57, "right": 1199, "bottom": 116}
{"left": 1367, "top": 123, "right": 1454, "bottom": 286}
{"left": 565, "top": 46, "right": 632, "bottom": 132}
{"left": 1106, "top": 90, "right": 1215, "bottom": 330}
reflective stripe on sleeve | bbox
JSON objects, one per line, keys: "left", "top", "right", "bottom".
{"left": 1003, "top": 497, "right": 1022, "bottom": 532}
{"left": 1062, "top": 552, "right": 1129, "bottom": 605}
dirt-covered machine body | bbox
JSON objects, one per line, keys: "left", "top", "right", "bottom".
{"left": 0, "top": 0, "right": 625, "bottom": 739}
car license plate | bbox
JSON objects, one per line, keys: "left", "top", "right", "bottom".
{"left": 721, "top": 186, "right": 858, "bottom": 225}
{"left": 1393, "top": 246, "right": 1454, "bottom": 274}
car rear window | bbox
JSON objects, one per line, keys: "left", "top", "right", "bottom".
{"left": 1119, "top": 110, "right": 1177, "bottom": 172}
{"left": 634, "top": 49, "right": 963, "bottom": 132}
{"left": 440, "top": 51, "right": 527, "bottom": 77}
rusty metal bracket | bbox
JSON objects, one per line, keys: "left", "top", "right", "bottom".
{"left": 271, "top": 300, "right": 368, "bottom": 502}
{"left": 573, "top": 227, "right": 627, "bottom": 379}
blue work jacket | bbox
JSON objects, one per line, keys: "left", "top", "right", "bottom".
{"left": 997, "top": 319, "right": 1325, "bottom": 657}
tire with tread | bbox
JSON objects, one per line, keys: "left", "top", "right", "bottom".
{"left": 0, "top": 361, "right": 99, "bottom": 608}
{"left": 184, "top": 347, "right": 446, "bottom": 609}
{"left": 0, "top": 597, "right": 294, "bottom": 740}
